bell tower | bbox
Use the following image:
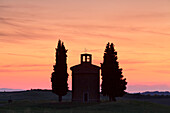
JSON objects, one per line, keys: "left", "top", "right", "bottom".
{"left": 81, "top": 54, "right": 92, "bottom": 64}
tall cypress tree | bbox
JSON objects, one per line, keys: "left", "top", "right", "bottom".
{"left": 51, "top": 40, "right": 68, "bottom": 102}
{"left": 101, "top": 42, "right": 127, "bottom": 101}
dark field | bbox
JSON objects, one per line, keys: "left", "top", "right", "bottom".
{"left": 0, "top": 90, "right": 170, "bottom": 113}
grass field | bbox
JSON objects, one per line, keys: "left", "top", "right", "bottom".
{"left": 0, "top": 100, "right": 170, "bottom": 113}
{"left": 0, "top": 90, "right": 170, "bottom": 113}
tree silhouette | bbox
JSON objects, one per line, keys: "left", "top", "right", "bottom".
{"left": 51, "top": 40, "right": 68, "bottom": 102}
{"left": 101, "top": 42, "right": 127, "bottom": 101}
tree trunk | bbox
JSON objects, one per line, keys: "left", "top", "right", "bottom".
{"left": 112, "top": 97, "right": 116, "bottom": 101}
{"left": 59, "top": 95, "right": 62, "bottom": 102}
{"left": 109, "top": 96, "right": 116, "bottom": 101}
{"left": 109, "top": 96, "right": 112, "bottom": 101}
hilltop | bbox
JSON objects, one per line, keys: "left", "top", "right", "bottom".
{"left": 0, "top": 89, "right": 170, "bottom": 105}
{"left": 0, "top": 90, "right": 170, "bottom": 113}
{"left": 141, "top": 91, "right": 170, "bottom": 96}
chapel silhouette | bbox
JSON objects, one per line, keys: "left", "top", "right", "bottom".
{"left": 70, "top": 53, "right": 100, "bottom": 102}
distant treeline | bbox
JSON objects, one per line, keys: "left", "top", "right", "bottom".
{"left": 129, "top": 91, "right": 170, "bottom": 97}
{"left": 28, "top": 89, "right": 72, "bottom": 92}
{"left": 29, "top": 89, "right": 51, "bottom": 91}
{"left": 29, "top": 89, "right": 170, "bottom": 95}
{"left": 140, "top": 91, "right": 170, "bottom": 96}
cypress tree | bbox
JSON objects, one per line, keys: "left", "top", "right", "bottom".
{"left": 101, "top": 42, "right": 127, "bottom": 101}
{"left": 51, "top": 40, "right": 68, "bottom": 102}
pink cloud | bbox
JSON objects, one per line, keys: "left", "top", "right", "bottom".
{"left": 0, "top": 69, "right": 49, "bottom": 72}
{"left": 1, "top": 53, "right": 47, "bottom": 58}
{"left": 154, "top": 70, "right": 170, "bottom": 74}
{"left": 0, "top": 64, "right": 51, "bottom": 68}
{"left": 120, "top": 59, "right": 150, "bottom": 64}
{"left": 124, "top": 68, "right": 136, "bottom": 71}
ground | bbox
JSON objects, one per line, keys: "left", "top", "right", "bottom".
{"left": 0, "top": 90, "right": 170, "bottom": 113}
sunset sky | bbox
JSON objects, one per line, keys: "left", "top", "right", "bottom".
{"left": 0, "top": 0, "right": 170, "bottom": 93}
